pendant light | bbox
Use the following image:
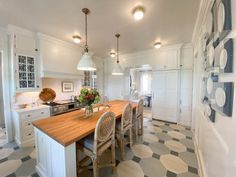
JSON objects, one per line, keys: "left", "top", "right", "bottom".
{"left": 112, "top": 34, "right": 124, "bottom": 75}
{"left": 77, "top": 8, "right": 96, "bottom": 71}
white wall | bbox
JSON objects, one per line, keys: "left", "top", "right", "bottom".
{"left": 192, "top": 0, "right": 236, "bottom": 177}
{"left": 14, "top": 78, "right": 82, "bottom": 105}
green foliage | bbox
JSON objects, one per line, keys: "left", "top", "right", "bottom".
{"left": 78, "top": 88, "right": 100, "bottom": 106}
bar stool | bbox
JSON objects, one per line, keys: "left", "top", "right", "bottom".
{"left": 77, "top": 111, "right": 116, "bottom": 177}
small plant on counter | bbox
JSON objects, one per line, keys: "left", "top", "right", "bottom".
{"left": 78, "top": 88, "right": 100, "bottom": 106}
{"left": 78, "top": 88, "right": 100, "bottom": 117}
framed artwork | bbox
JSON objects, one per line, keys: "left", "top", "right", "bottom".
{"left": 62, "top": 82, "right": 74, "bottom": 92}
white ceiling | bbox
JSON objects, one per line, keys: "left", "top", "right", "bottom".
{"left": 0, "top": 0, "right": 199, "bottom": 57}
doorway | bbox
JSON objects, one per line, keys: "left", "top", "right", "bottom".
{"left": 0, "top": 52, "right": 7, "bottom": 145}
{"left": 130, "top": 66, "right": 152, "bottom": 119}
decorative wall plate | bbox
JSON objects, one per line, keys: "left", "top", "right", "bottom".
{"left": 219, "top": 48, "right": 227, "bottom": 69}
{"left": 207, "top": 77, "right": 213, "bottom": 94}
{"left": 207, "top": 12, "right": 213, "bottom": 35}
{"left": 206, "top": 104, "right": 212, "bottom": 116}
{"left": 208, "top": 46, "right": 215, "bottom": 66}
{"left": 215, "top": 87, "right": 226, "bottom": 107}
{"left": 214, "top": 38, "right": 233, "bottom": 74}
{"left": 217, "top": 2, "right": 225, "bottom": 33}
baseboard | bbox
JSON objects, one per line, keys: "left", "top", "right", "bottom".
{"left": 193, "top": 134, "right": 208, "bottom": 177}
{"left": 152, "top": 118, "right": 177, "bottom": 124}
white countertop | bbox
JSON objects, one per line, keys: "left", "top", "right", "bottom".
{"left": 14, "top": 104, "right": 50, "bottom": 113}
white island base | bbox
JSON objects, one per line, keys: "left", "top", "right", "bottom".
{"left": 35, "top": 128, "right": 77, "bottom": 177}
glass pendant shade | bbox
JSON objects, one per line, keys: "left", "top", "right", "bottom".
{"left": 112, "top": 62, "right": 124, "bottom": 75}
{"left": 77, "top": 8, "right": 96, "bottom": 71}
{"left": 77, "top": 52, "right": 96, "bottom": 71}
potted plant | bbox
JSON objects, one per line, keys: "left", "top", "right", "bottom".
{"left": 78, "top": 88, "right": 100, "bottom": 117}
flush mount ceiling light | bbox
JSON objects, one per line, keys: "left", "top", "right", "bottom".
{"left": 133, "top": 6, "right": 145, "bottom": 20}
{"left": 110, "top": 51, "right": 116, "bottom": 58}
{"left": 77, "top": 8, "right": 96, "bottom": 71}
{"left": 154, "top": 42, "right": 162, "bottom": 49}
{"left": 112, "top": 34, "right": 124, "bottom": 76}
{"left": 72, "top": 35, "right": 81, "bottom": 44}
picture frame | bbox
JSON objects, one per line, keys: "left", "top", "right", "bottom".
{"left": 62, "top": 82, "right": 74, "bottom": 92}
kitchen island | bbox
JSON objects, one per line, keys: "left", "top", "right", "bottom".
{"left": 32, "top": 100, "right": 137, "bottom": 177}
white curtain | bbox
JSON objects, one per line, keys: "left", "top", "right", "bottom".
{"left": 140, "top": 71, "right": 152, "bottom": 95}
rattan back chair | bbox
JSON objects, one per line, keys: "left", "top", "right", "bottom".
{"left": 116, "top": 103, "right": 133, "bottom": 160}
{"left": 132, "top": 99, "right": 144, "bottom": 138}
{"left": 77, "top": 111, "right": 116, "bottom": 177}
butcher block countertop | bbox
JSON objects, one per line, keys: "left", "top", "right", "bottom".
{"left": 32, "top": 100, "right": 137, "bottom": 147}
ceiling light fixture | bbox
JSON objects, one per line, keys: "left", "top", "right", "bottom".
{"left": 77, "top": 8, "right": 96, "bottom": 71}
{"left": 133, "top": 6, "right": 144, "bottom": 20}
{"left": 73, "top": 35, "right": 81, "bottom": 44}
{"left": 110, "top": 51, "right": 116, "bottom": 58}
{"left": 154, "top": 42, "right": 162, "bottom": 49}
{"left": 112, "top": 34, "right": 124, "bottom": 75}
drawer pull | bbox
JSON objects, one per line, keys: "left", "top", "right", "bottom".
{"left": 27, "top": 123, "right": 31, "bottom": 126}
{"left": 28, "top": 133, "right": 32, "bottom": 136}
{"left": 27, "top": 114, "right": 31, "bottom": 117}
{"left": 41, "top": 112, "right": 44, "bottom": 114}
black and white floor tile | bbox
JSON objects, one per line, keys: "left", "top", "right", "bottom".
{"left": 0, "top": 118, "right": 200, "bottom": 177}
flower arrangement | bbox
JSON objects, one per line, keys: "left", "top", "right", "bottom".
{"left": 78, "top": 88, "right": 100, "bottom": 106}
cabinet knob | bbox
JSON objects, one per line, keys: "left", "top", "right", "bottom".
{"left": 28, "top": 123, "right": 31, "bottom": 125}
{"left": 35, "top": 49, "right": 38, "bottom": 52}
{"left": 28, "top": 133, "right": 32, "bottom": 136}
{"left": 41, "top": 112, "right": 44, "bottom": 114}
{"left": 27, "top": 115, "right": 31, "bottom": 117}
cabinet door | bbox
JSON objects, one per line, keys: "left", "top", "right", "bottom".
{"left": 166, "top": 50, "right": 179, "bottom": 70}
{"left": 152, "top": 71, "right": 166, "bottom": 119}
{"left": 16, "top": 54, "right": 39, "bottom": 91}
{"left": 155, "top": 51, "right": 167, "bottom": 70}
{"left": 181, "top": 47, "right": 193, "bottom": 69}
{"left": 179, "top": 69, "right": 193, "bottom": 126}
{"left": 15, "top": 34, "right": 36, "bottom": 52}
{"left": 164, "top": 71, "right": 179, "bottom": 122}
{"left": 152, "top": 70, "right": 179, "bottom": 123}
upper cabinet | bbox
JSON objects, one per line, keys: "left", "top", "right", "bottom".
{"left": 38, "top": 33, "right": 84, "bottom": 79}
{"left": 155, "top": 46, "right": 181, "bottom": 70}
{"left": 8, "top": 25, "right": 41, "bottom": 92}
{"left": 180, "top": 45, "right": 193, "bottom": 69}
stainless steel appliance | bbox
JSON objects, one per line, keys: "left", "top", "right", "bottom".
{"left": 44, "top": 100, "right": 83, "bottom": 116}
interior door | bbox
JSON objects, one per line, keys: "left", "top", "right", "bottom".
{"left": 152, "top": 70, "right": 179, "bottom": 122}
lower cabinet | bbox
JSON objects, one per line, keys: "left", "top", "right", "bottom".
{"left": 12, "top": 106, "right": 50, "bottom": 147}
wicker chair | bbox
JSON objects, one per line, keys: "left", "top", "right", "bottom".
{"left": 115, "top": 103, "right": 133, "bottom": 161}
{"left": 133, "top": 99, "right": 144, "bottom": 137}
{"left": 77, "top": 111, "right": 116, "bottom": 177}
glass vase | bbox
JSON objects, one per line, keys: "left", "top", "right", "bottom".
{"left": 85, "top": 105, "right": 93, "bottom": 117}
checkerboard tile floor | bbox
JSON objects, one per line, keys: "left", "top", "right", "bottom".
{"left": 0, "top": 119, "right": 199, "bottom": 177}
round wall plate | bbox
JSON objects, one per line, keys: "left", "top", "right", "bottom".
{"left": 206, "top": 104, "right": 211, "bottom": 116}
{"left": 207, "top": 12, "right": 213, "bottom": 35}
{"left": 215, "top": 87, "right": 226, "bottom": 107}
{"left": 218, "top": 2, "right": 225, "bottom": 33}
{"left": 208, "top": 46, "right": 214, "bottom": 66}
{"left": 207, "top": 77, "right": 213, "bottom": 94}
{"left": 219, "top": 48, "right": 227, "bottom": 69}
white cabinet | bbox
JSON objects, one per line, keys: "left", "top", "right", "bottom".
{"left": 179, "top": 69, "right": 193, "bottom": 126}
{"left": 38, "top": 33, "right": 84, "bottom": 79}
{"left": 180, "top": 46, "right": 193, "bottom": 69}
{"left": 152, "top": 70, "right": 179, "bottom": 123}
{"left": 155, "top": 49, "right": 180, "bottom": 70}
{"left": 12, "top": 106, "right": 50, "bottom": 147}
{"left": 15, "top": 53, "right": 41, "bottom": 90}
{"left": 14, "top": 33, "right": 37, "bottom": 53}
{"left": 9, "top": 25, "right": 42, "bottom": 92}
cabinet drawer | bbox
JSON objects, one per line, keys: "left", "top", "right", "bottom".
{"left": 22, "top": 119, "right": 33, "bottom": 128}
{"left": 21, "top": 108, "right": 50, "bottom": 119}
{"left": 22, "top": 127, "right": 34, "bottom": 140}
